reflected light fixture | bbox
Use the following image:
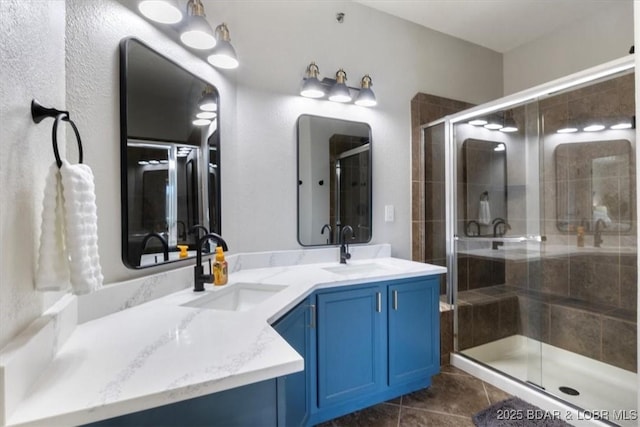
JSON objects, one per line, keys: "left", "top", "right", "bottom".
{"left": 355, "top": 75, "right": 377, "bottom": 107}
{"left": 610, "top": 116, "right": 634, "bottom": 130}
{"left": 584, "top": 123, "right": 605, "bottom": 132}
{"left": 328, "top": 69, "right": 351, "bottom": 103}
{"left": 499, "top": 112, "right": 518, "bottom": 132}
{"left": 300, "top": 62, "right": 325, "bottom": 99}
{"left": 198, "top": 86, "right": 217, "bottom": 112}
{"left": 484, "top": 116, "right": 503, "bottom": 130}
{"left": 138, "top": 0, "right": 182, "bottom": 24}
{"left": 197, "top": 111, "right": 217, "bottom": 119}
{"left": 193, "top": 118, "right": 211, "bottom": 126}
{"left": 494, "top": 143, "right": 506, "bottom": 152}
{"left": 469, "top": 119, "right": 488, "bottom": 126}
{"left": 611, "top": 122, "right": 633, "bottom": 130}
{"left": 207, "top": 23, "right": 239, "bottom": 69}
{"left": 557, "top": 126, "right": 578, "bottom": 133}
{"left": 180, "top": 0, "right": 217, "bottom": 50}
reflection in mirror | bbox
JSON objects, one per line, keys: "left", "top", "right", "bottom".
{"left": 297, "top": 115, "right": 372, "bottom": 246}
{"left": 556, "top": 140, "right": 632, "bottom": 233}
{"left": 462, "top": 139, "right": 508, "bottom": 237}
{"left": 120, "top": 38, "right": 221, "bottom": 268}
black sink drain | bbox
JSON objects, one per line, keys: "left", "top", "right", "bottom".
{"left": 559, "top": 386, "right": 580, "bottom": 396}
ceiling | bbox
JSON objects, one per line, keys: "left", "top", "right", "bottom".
{"left": 353, "top": 0, "right": 624, "bottom": 53}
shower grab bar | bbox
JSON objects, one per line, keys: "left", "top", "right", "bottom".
{"left": 454, "top": 235, "right": 545, "bottom": 243}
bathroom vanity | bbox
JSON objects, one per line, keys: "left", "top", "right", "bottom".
{"left": 0, "top": 245, "right": 445, "bottom": 427}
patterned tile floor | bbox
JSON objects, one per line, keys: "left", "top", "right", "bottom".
{"left": 318, "top": 366, "right": 512, "bottom": 427}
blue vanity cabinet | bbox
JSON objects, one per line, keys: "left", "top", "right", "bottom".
{"left": 273, "top": 274, "right": 441, "bottom": 427}
{"left": 388, "top": 276, "right": 440, "bottom": 387}
{"left": 307, "top": 275, "right": 440, "bottom": 426}
{"left": 273, "top": 297, "right": 312, "bottom": 427}
{"left": 315, "top": 285, "right": 386, "bottom": 409}
{"left": 82, "top": 379, "right": 278, "bottom": 427}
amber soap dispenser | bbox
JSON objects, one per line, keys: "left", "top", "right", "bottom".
{"left": 213, "top": 246, "right": 228, "bottom": 286}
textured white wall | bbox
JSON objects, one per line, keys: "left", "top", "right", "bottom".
{"left": 212, "top": 0, "right": 503, "bottom": 256}
{"left": 503, "top": 1, "right": 634, "bottom": 94}
{"left": 0, "top": 0, "right": 66, "bottom": 349}
{"left": 1, "top": 0, "right": 503, "bottom": 348}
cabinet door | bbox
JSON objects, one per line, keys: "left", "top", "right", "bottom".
{"left": 316, "top": 285, "right": 386, "bottom": 408}
{"left": 388, "top": 278, "right": 440, "bottom": 387}
{"left": 273, "top": 298, "right": 311, "bottom": 427}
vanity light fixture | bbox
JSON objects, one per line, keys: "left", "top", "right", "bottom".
{"left": 207, "top": 23, "right": 239, "bottom": 69}
{"left": 299, "top": 63, "right": 376, "bottom": 107}
{"left": 494, "top": 143, "right": 506, "bottom": 152}
{"left": 355, "top": 75, "right": 377, "bottom": 107}
{"left": 300, "top": 62, "right": 325, "bottom": 98}
{"left": 198, "top": 86, "right": 218, "bottom": 111}
{"left": 328, "top": 69, "right": 351, "bottom": 103}
{"left": 180, "top": 0, "right": 217, "bottom": 50}
{"left": 138, "top": 0, "right": 182, "bottom": 24}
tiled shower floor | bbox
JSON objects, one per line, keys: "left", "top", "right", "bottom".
{"left": 318, "top": 366, "right": 511, "bottom": 427}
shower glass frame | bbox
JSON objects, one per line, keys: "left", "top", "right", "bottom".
{"left": 423, "top": 54, "right": 636, "bottom": 411}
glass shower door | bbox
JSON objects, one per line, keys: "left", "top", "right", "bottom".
{"left": 446, "top": 99, "right": 546, "bottom": 389}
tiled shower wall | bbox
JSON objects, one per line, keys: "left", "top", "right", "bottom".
{"left": 410, "top": 94, "right": 473, "bottom": 273}
{"left": 410, "top": 93, "right": 474, "bottom": 365}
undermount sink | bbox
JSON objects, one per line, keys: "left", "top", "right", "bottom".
{"left": 323, "top": 263, "right": 388, "bottom": 276}
{"left": 182, "top": 282, "right": 287, "bottom": 312}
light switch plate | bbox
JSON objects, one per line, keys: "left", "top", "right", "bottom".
{"left": 384, "top": 205, "right": 394, "bottom": 222}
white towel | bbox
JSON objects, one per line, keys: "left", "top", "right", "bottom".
{"left": 36, "top": 161, "right": 103, "bottom": 294}
{"left": 479, "top": 200, "right": 491, "bottom": 225}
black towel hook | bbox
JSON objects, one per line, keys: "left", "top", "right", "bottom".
{"left": 31, "top": 99, "right": 83, "bottom": 168}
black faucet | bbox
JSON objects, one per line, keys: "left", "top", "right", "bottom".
{"left": 140, "top": 232, "right": 169, "bottom": 263}
{"left": 594, "top": 219, "right": 606, "bottom": 248}
{"left": 194, "top": 233, "right": 228, "bottom": 292}
{"left": 466, "top": 220, "right": 480, "bottom": 236}
{"left": 340, "top": 225, "right": 354, "bottom": 264}
{"left": 321, "top": 224, "right": 333, "bottom": 244}
{"left": 492, "top": 218, "right": 510, "bottom": 237}
{"left": 190, "top": 224, "right": 210, "bottom": 251}
{"left": 177, "top": 220, "right": 187, "bottom": 241}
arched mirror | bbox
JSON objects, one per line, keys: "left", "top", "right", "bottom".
{"left": 297, "top": 115, "right": 372, "bottom": 246}
{"left": 120, "top": 38, "right": 221, "bottom": 268}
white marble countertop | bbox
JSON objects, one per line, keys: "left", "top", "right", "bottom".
{"left": 3, "top": 251, "right": 445, "bottom": 427}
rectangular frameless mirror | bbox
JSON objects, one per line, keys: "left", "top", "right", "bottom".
{"left": 297, "top": 115, "right": 372, "bottom": 246}
{"left": 555, "top": 139, "right": 633, "bottom": 233}
{"left": 120, "top": 37, "right": 221, "bottom": 268}
{"left": 462, "top": 139, "right": 508, "bottom": 237}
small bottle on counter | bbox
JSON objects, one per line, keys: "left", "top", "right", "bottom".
{"left": 213, "top": 246, "right": 228, "bottom": 286}
{"left": 576, "top": 226, "right": 585, "bottom": 247}
{"left": 177, "top": 245, "right": 189, "bottom": 258}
